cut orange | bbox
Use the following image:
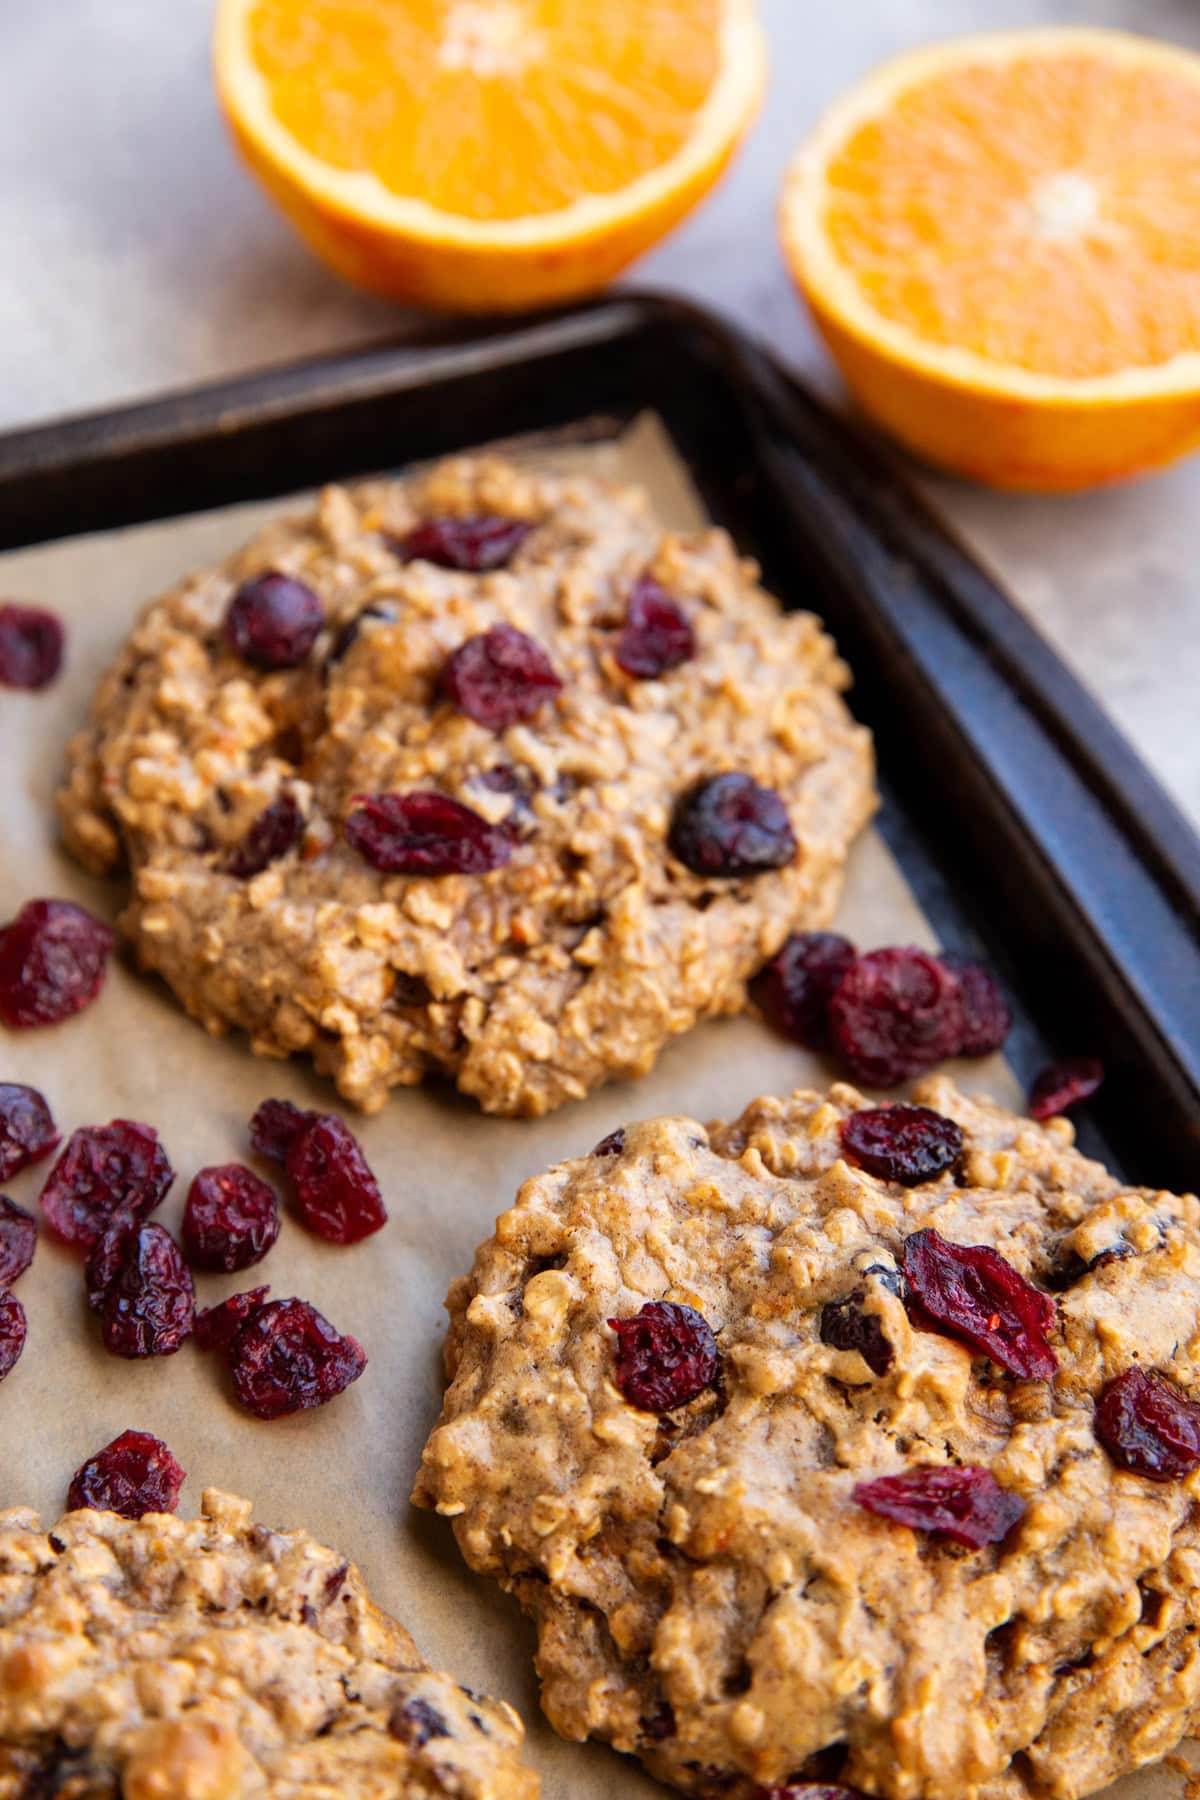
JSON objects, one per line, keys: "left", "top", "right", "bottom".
{"left": 214, "top": 0, "right": 766, "bottom": 313}
{"left": 780, "top": 29, "right": 1200, "bottom": 490}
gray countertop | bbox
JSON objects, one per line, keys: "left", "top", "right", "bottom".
{"left": 2, "top": 0, "right": 1196, "bottom": 825}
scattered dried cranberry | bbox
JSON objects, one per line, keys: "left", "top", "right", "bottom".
{"left": 841, "top": 1105, "right": 963, "bottom": 1187}
{"left": 398, "top": 515, "right": 532, "bottom": 572}
{"left": 66, "top": 1430, "right": 185, "bottom": 1518}
{"left": 940, "top": 956, "right": 1011, "bottom": 1057}
{"left": 820, "top": 1294, "right": 892, "bottom": 1375}
{"left": 902, "top": 1228, "right": 1057, "bottom": 1380}
{"left": 224, "top": 571, "right": 324, "bottom": 669}
{"left": 1029, "top": 1058, "right": 1104, "bottom": 1121}
{"left": 100, "top": 1223, "right": 195, "bottom": 1358}
{"left": 0, "top": 899, "right": 116, "bottom": 1029}
{"left": 226, "top": 791, "right": 304, "bottom": 878}
{"left": 0, "top": 1197, "right": 36, "bottom": 1288}
{"left": 669, "top": 773, "right": 796, "bottom": 878}
{"left": 828, "top": 947, "right": 966, "bottom": 1087}
{"left": 0, "top": 1083, "right": 60, "bottom": 1181}
{"left": 194, "top": 1285, "right": 270, "bottom": 1354}
{"left": 229, "top": 1297, "right": 367, "bottom": 1420}
{"left": 615, "top": 576, "right": 696, "bottom": 679}
{"left": 284, "top": 1115, "right": 386, "bottom": 1244}
{"left": 345, "top": 791, "right": 513, "bottom": 876}
{"left": 85, "top": 1213, "right": 140, "bottom": 1312}
{"left": 854, "top": 1464, "right": 1024, "bottom": 1548}
{"left": 755, "top": 932, "right": 857, "bottom": 1049}
{"left": 183, "top": 1164, "right": 281, "bottom": 1272}
{"left": 250, "top": 1097, "right": 316, "bottom": 1165}
{"left": 39, "top": 1121, "right": 173, "bottom": 1251}
{"left": 0, "top": 1289, "right": 26, "bottom": 1381}
{"left": 1094, "top": 1368, "right": 1200, "bottom": 1480}
{"left": 439, "top": 623, "right": 562, "bottom": 731}
{"left": 608, "top": 1301, "right": 719, "bottom": 1412}
{"left": 593, "top": 1128, "right": 626, "bottom": 1157}
{"left": 0, "top": 602, "right": 64, "bottom": 690}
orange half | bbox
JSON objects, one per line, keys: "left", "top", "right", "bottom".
{"left": 780, "top": 29, "right": 1200, "bottom": 489}
{"left": 215, "top": 0, "right": 766, "bottom": 311}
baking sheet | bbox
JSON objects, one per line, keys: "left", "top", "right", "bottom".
{"left": 0, "top": 414, "right": 1183, "bottom": 1799}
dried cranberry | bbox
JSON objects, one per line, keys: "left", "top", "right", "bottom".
{"left": 390, "top": 1697, "right": 451, "bottom": 1746}
{"left": 0, "top": 1197, "right": 36, "bottom": 1287}
{"left": 183, "top": 1164, "right": 280, "bottom": 1272}
{"left": 194, "top": 1285, "right": 270, "bottom": 1354}
{"left": 754, "top": 1787, "right": 866, "bottom": 1800}
{"left": 229, "top": 1297, "right": 367, "bottom": 1419}
{"left": 439, "top": 623, "right": 562, "bottom": 731}
{"left": 39, "top": 1121, "right": 174, "bottom": 1251}
{"left": 669, "top": 773, "right": 796, "bottom": 878}
{"left": 0, "top": 602, "right": 64, "bottom": 690}
{"left": 608, "top": 1301, "right": 719, "bottom": 1412}
{"left": 640, "top": 1701, "right": 676, "bottom": 1743}
{"left": 85, "top": 1213, "right": 140, "bottom": 1312}
{"left": 1029, "top": 1058, "right": 1104, "bottom": 1121}
{"left": 66, "top": 1430, "right": 185, "bottom": 1518}
{"left": 854, "top": 1464, "right": 1024, "bottom": 1548}
{"left": 0, "top": 899, "right": 116, "bottom": 1029}
{"left": 615, "top": 576, "right": 696, "bottom": 679}
{"left": 828, "top": 947, "right": 966, "bottom": 1087}
{"left": 0, "top": 1290, "right": 26, "bottom": 1381}
{"left": 284, "top": 1115, "right": 386, "bottom": 1244}
{"left": 345, "top": 791, "right": 513, "bottom": 876}
{"left": 902, "top": 1228, "right": 1057, "bottom": 1380}
{"left": 820, "top": 1294, "right": 892, "bottom": 1375}
{"left": 398, "top": 516, "right": 532, "bottom": 572}
{"left": 940, "top": 956, "right": 1011, "bottom": 1057}
{"left": 593, "top": 1128, "right": 626, "bottom": 1157}
{"left": 250, "top": 1097, "right": 316, "bottom": 1165}
{"left": 224, "top": 572, "right": 324, "bottom": 669}
{"left": 226, "top": 791, "right": 304, "bottom": 878}
{"left": 0, "top": 1083, "right": 60, "bottom": 1180}
{"left": 327, "top": 600, "right": 398, "bottom": 666}
{"left": 840, "top": 1105, "right": 963, "bottom": 1187}
{"left": 100, "top": 1223, "right": 194, "bottom": 1358}
{"left": 755, "top": 932, "right": 857, "bottom": 1050}
{"left": 1095, "top": 1368, "right": 1200, "bottom": 1480}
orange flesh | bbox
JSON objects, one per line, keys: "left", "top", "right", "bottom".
{"left": 823, "top": 54, "right": 1200, "bottom": 378}
{"left": 246, "top": 0, "right": 723, "bottom": 220}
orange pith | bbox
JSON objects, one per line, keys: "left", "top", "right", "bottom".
{"left": 247, "top": 0, "right": 722, "bottom": 221}
{"left": 823, "top": 53, "right": 1200, "bottom": 381}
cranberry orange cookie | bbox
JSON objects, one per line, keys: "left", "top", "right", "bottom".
{"left": 0, "top": 1488, "right": 537, "bottom": 1798}
{"left": 58, "top": 457, "right": 874, "bottom": 1115}
{"left": 415, "top": 1077, "right": 1200, "bottom": 1799}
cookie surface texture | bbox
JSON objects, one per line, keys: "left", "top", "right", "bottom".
{"left": 59, "top": 456, "right": 874, "bottom": 1115}
{"left": 415, "top": 1076, "right": 1200, "bottom": 1799}
{"left": 0, "top": 1487, "right": 537, "bottom": 1798}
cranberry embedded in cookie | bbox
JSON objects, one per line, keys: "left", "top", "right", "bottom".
{"left": 67, "top": 1430, "right": 186, "bottom": 1518}
{"left": 902, "top": 1227, "right": 1057, "bottom": 1379}
{"left": 1094, "top": 1368, "right": 1200, "bottom": 1480}
{"left": 345, "top": 790, "right": 514, "bottom": 876}
{"left": 854, "top": 1464, "right": 1024, "bottom": 1548}
{"left": 226, "top": 790, "right": 304, "bottom": 878}
{"left": 608, "top": 1300, "right": 719, "bottom": 1411}
{"left": 0, "top": 899, "right": 115, "bottom": 1029}
{"left": 614, "top": 575, "right": 696, "bottom": 679}
{"left": 439, "top": 623, "right": 562, "bottom": 730}
{"left": 223, "top": 571, "right": 325, "bottom": 669}
{"left": 668, "top": 772, "right": 797, "bottom": 877}
{"left": 397, "top": 514, "right": 533, "bottom": 571}
{"left": 840, "top": 1104, "right": 963, "bottom": 1186}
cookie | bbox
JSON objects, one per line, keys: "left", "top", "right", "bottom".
{"left": 0, "top": 1487, "right": 537, "bottom": 1799}
{"left": 415, "top": 1076, "right": 1200, "bottom": 1800}
{"left": 58, "top": 456, "right": 874, "bottom": 1116}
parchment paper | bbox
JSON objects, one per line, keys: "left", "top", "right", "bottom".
{"left": 0, "top": 416, "right": 1186, "bottom": 1799}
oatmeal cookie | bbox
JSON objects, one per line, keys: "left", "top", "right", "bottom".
{"left": 58, "top": 457, "right": 874, "bottom": 1116}
{"left": 415, "top": 1076, "right": 1200, "bottom": 1800}
{"left": 0, "top": 1487, "right": 537, "bottom": 1799}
